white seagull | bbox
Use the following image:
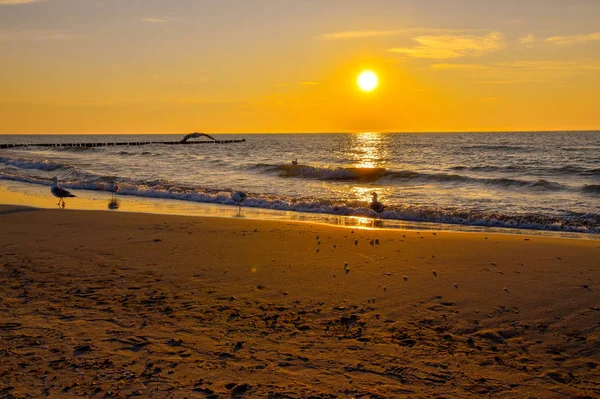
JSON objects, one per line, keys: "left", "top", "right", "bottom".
{"left": 51, "top": 176, "right": 76, "bottom": 208}
{"left": 370, "top": 192, "right": 385, "bottom": 218}
{"left": 231, "top": 191, "right": 248, "bottom": 216}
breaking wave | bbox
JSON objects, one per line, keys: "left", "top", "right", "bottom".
{"left": 251, "top": 163, "right": 582, "bottom": 192}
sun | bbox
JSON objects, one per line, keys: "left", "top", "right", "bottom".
{"left": 357, "top": 70, "right": 379, "bottom": 92}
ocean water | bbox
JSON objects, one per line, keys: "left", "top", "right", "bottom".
{"left": 1, "top": 132, "right": 599, "bottom": 233}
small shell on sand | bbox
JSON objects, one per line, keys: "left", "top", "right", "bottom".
{"left": 454, "top": 283, "right": 459, "bottom": 289}
{"left": 432, "top": 270, "right": 438, "bottom": 277}
{"left": 403, "top": 276, "right": 408, "bottom": 281}
{"left": 503, "top": 287, "right": 509, "bottom": 293}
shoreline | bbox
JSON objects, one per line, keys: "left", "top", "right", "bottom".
{"left": 1, "top": 205, "right": 598, "bottom": 397}
{"left": 1, "top": 180, "right": 598, "bottom": 240}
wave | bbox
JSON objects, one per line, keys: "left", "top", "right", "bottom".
{"left": 1, "top": 171, "right": 597, "bottom": 233}
{"left": 461, "top": 144, "right": 532, "bottom": 152}
{"left": 0, "top": 156, "right": 72, "bottom": 172}
{"left": 251, "top": 163, "right": 572, "bottom": 191}
{"left": 450, "top": 164, "right": 600, "bottom": 177}
{"left": 253, "top": 164, "right": 388, "bottom": 181}
{"left": 582, "top": 184, "right": 600, "bottom": 194}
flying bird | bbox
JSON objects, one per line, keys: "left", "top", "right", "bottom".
{"left": 231, "top": 191, "right": 248, "bottom": 216}
{"left": 370, "top": 192, "right": 385, "bottom": 218}
{"left": 180, "top": 132, "right": 217, "bottom": 143}
{"left": 51, "top": 176, "right": 76, "bottom": 208}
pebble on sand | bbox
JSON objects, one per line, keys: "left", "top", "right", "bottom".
{"left": 454, "top": 283, "right": 459, "bottom": 289}
{"left": 432, "top": 270, "right": 438, "bottom": 277}
{"left": 403, "top": 276, "right": 408, "bottom": 281}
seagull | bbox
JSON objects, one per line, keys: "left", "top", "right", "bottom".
{"left": 180, "top": 132, "right": 217, "bottom": 143}
{"left": 108, "top": 180, "right": 120, "bottom": 200}
{"left": 370, "top": 192, "right": 385, "bottom": 218}
{"left": 51, "top": 176, "right": 76, "bottom": 208}
{"left": 231, "top": 191, "right": 248, "bottom": 216}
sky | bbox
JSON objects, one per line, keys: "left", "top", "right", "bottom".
{"left": 0, "top": 0, "right": 599, "bottom": 133}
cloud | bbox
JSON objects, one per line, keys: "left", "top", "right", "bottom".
{"left": 518, "top": 34, "right": 535, "bottom": 44}
{"left": 545, "top": 32, "right": 600, "bottom": 45}
{"left": 430, "top": 63, "right": 488, "bottom": 70}
{"left": 0, "top": 29, "right": 83, "bottom": 43}
{"left": 143, "top": 17, "right": 166, "bottom": 24}
{"left": 0, "top": 0, "right": 43, "bottom": 4}
{"left": 318, "top": 30, "right": 400, "bottom": 40}
{"left": 494, "top": 60, "right": 600, "bottom": 71}
{"left": 317, "top": 28, "right": 483, "bottom": 40}
{"left": 388, "top": 32, "right": 504, "bottom": 59}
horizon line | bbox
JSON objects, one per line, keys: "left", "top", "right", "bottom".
{"left": 1, "top": 129, "right": 599, "bottom": 135}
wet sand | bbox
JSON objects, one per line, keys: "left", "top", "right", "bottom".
{"left": 0, "top": 205, "right": 599, "bottom": 398}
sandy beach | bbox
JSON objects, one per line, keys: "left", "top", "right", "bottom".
{"left": 0, "top": 205, "right": 599, "bottom": 398}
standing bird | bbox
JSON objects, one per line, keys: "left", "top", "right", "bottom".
{"left": 292, "top": 159, "right": 298, "bottom": 165}
{"left": 51, "top": 176, "right": 76, "bottom": 208}
{"left": 370, "top": 192, "right": 385, "bottom": 218}
{"left": 108, "top": 180, "right": 120, "bottom": 200}
{"left": 107, "top": 180, "right": 120, "bottom": 209}
{"left": 231, "top": 191, "right": 248, "bottom": 216}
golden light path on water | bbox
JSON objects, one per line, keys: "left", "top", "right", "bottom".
{"left": 349, "top": 132, "right": 391, "bottom": 203}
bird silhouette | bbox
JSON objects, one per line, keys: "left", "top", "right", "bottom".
{"left": 231, "top": 191, "right": 248, "bottom": 216}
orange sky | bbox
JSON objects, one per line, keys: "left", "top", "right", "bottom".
{"left": 1, "top": 0, "right": 599, "bottom": 133}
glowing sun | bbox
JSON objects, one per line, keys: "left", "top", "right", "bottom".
{"left": 357, "top": 70, "right": 379, "bottom": 92}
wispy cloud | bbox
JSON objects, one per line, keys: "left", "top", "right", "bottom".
{"left": 430, "top": 63, "right": 488, "bottom": 70}
{"left": 317, "top": 28, "right": 483, "bottom": 41}
{"left": 388, "top": 32, "right": 504, "bottom": 59}
{"left": 518, "top": 34, "right": 535, "bottom": 45}
{"left": 143, "top": 17, "right": 167, "bottom": 24}
{"left": 0, "top": 29, "right": 83, "bottom": 44}
{"left": 0, "top": 0, "right": 44, "bottom": 4}
{"left": 319, "top": 30, "right": 400, "bottom": 40}
{"left": 494, "top": 60, "right": 600, "bottom": 71}
{"left": 473, "top": 80, "right": 538, "bottom": 85}
{"left": 545, "top": 32, "right": 600, "bottom": 45}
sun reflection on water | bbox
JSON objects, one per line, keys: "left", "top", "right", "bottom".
{"left": 350, "top": 132, "right": 391, "bottom": 169}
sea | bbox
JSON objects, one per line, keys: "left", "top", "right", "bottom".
{"left": 1, "top": 132, "right": 599, "bottom": 234}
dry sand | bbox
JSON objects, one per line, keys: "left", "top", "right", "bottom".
{"left": 0, "top": 205, "right": 599, "bottom": 398}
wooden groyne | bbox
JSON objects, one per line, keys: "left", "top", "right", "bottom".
{"left": 0, "top": 139, "right": 246, "bottom": 149}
